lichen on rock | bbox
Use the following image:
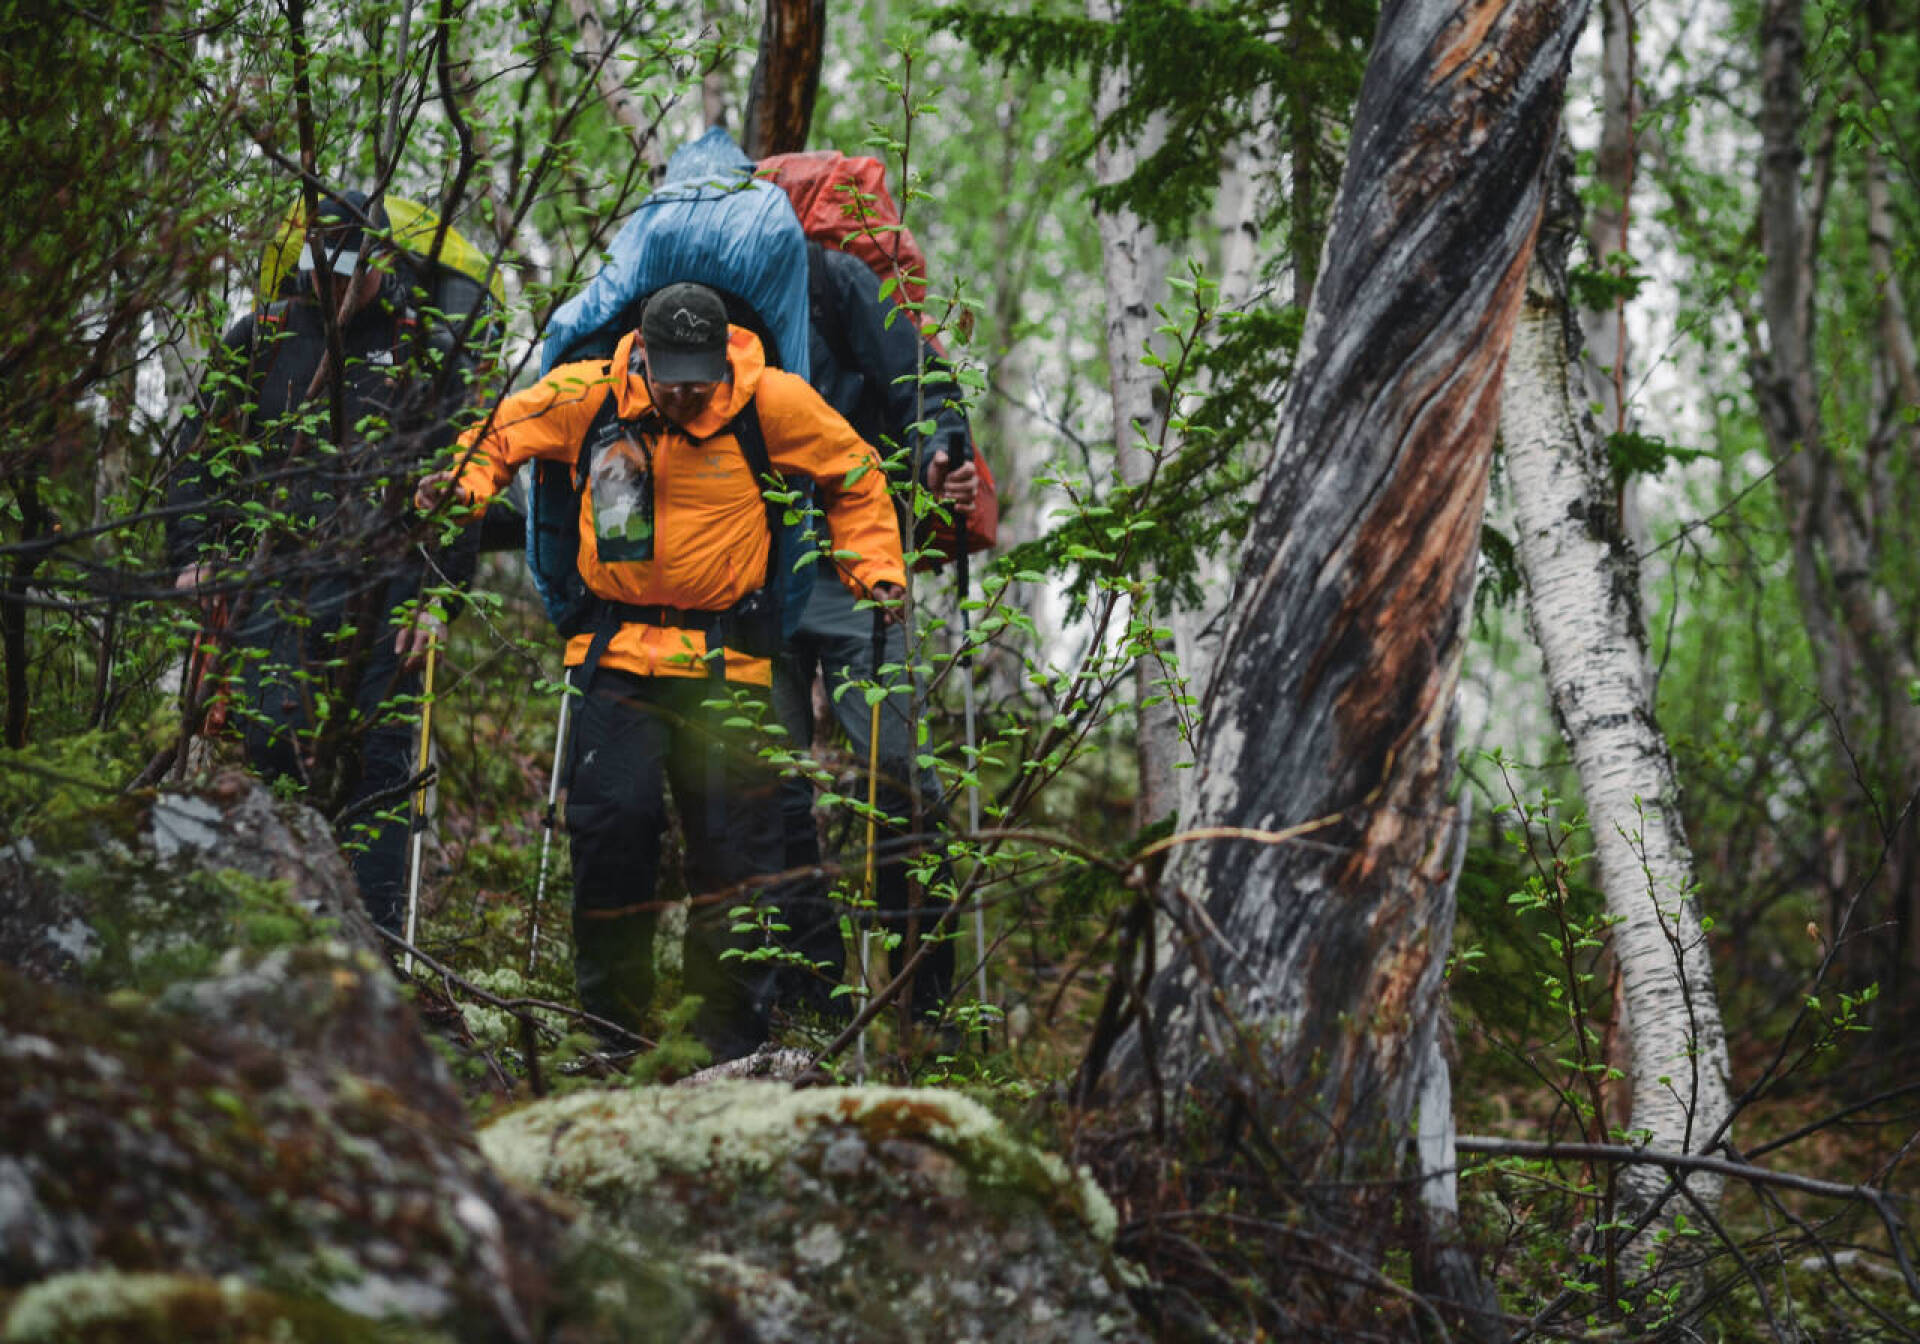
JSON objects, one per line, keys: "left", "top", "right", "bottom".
{"left": 0, "top": 1268, "right": 415, "bottom": 1343}
{"left": 0, "top": 963, "right": 563, "bottom": 1340}
{"left": 0, "top": 769, "right": 381, "bottom": 994}
{"left": 481, "top": 1082, "right": 1140, "bottom": 1342}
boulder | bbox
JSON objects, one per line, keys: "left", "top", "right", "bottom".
{"left": 0, "top": 768, "right": 382, "bottom": 992}
{"left": 0, "top": 962, "right": 562, "bottom": 1341}
{"left": 0, "top": 770, "right": 1144, "bottom": 1342}
{"left": 481, "top": 1082, "right": 1145, "bottom": 1342}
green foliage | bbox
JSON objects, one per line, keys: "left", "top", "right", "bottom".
{"left": 1603, "top": 428, "right": 1708, "bottom": 480}
{"left": 0, "top": 729, "right": 142, "bottom": 848}
{"left": 1474, "top": 523, "right": 1523, "bottom": 624}
{"left": 938, "top": 0, "right": 1375, "bottom": 244}
{"left": 1567, "top": 252, "right": 1646, "bottom": 310}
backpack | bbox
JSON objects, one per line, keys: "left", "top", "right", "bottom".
{"left": 757, "top": 151, "right": 999, "bottom": 558}
{"left": 539, "top": 129, "right": 811, "bottom": 378}
{"left": 527, "top": 128, "right": 819, "bottom": 647}
{"left": 259, "top": 193, "right": 507, "bottom": 367}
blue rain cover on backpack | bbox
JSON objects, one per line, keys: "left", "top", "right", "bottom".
{"left": 538, "top": 127, "right": 811, "bottom": 380}
{"left": 527, "top": 127, "right": 819, "bottom": 644}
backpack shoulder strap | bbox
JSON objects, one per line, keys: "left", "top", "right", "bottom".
{"left": 573, "top": 371, "right": 623, "bottom": 489}
{"left": 723, "top": 394, "right": 782, "bottom": 587}
{"left": 728, "top": 394, "right": 771, "bottom": 482}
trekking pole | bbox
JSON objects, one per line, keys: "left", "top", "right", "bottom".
{"left": 950, "top": 449, "right": 990, "bottom": 1013}
{"left": 403, "top": 643, "right": 438, "bottom": 977}
{"left": 859, "top": 604, "right": 886, "bottom": 1078}
{"left": 526, "top": 676, "right": 574, "bottom": 978}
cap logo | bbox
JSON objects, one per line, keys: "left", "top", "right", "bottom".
{"left": 669, "top": 306, "right": 712, "bottom": 341}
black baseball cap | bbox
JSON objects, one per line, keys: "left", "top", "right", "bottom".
{"left": 301, "top": 190, "right": 390, "bottom": 277}
{"left": 641, "top": 282, "right": 730, "bottom": 383}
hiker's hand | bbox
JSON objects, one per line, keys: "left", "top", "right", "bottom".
{"left": 414, "top": 469, "right": 474, "bottom": 515}
{"left": 394, "top": 611, "right": 445, "bottom": 672}
{"left": 926, "top": 451, "right": 977, "bottom": 513}
{"left": 872, "top": 581, "right": 906, "bottom": 626}
{"left": 174, "top": 564, "right": 219, "bottom": 615}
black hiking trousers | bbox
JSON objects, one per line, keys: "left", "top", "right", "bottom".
{"left": 565, "top": 667, "right": 786, "bottom": 1062}
{"left": 232, "top": 581, "right": 419, "bottom": 935}
{"left": 770, "top": 578, "right": 958, "bottom": 1026}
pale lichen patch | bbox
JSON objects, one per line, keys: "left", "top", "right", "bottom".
{"left": 480, "top": 1081, "right": 1118, "bottom": 1243}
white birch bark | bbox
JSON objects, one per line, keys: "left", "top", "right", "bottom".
{"left": 1502, "top": 183, "right": 1732, "bottom": 1224}
{"left": 1578, "top": 0, "right": 1632, "bottom": 433}
{"left": 1578, "top": 0, "right": 1653, "bottom": 572}
{"left": 1166, "top": 94, "right": 1278, "bottom": 823}
{"left": 1088, "top": 0, "right": 1177, "bottom": 828}
{"left": 701, "top": 0, "right": 730, "bottom": 131}
{"left": 1213, "top": 96, "right": 1269, "bottom": 313}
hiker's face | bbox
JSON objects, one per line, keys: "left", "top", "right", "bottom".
{"left": 305, "top": 242, "right": 387, "bottom": 315}
{"left": 652, "top": 379, "right": 720, "bottom": 427}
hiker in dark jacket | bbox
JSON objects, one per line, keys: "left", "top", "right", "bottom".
{"left": 165, "top": 189, "right": 479, "bottom": 934}
{"left": 773, "top": 243, "right": 979, "bottom": 1029}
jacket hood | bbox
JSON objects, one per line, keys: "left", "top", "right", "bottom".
{"left": 612, "top": 325, "right": 767, "bottom": 436}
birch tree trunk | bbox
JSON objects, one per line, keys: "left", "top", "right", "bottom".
{"left": 701, "top": 0, "right": 731, "bottom": 132}
{"left": 565, "top": 0, "right": 664, "bottom": 170}
{"left": 1579, "top": 0, "right": 1633, "bottom": 436}
{"left": 1502, "top": 153, "right": 1733, "bottom": 1228}
{"left": 1088, "top": 0, "right": 1178, "bottom": 828}
{"left": 742, "top": 0, "right": 826, "bottom": 158}
{"left": 1103, "top": 0, "right": 1588, "bottom": 1207}
{"left": 1164, "top": 105, "right": 1276, "bottom": 823}
{"left": 1757, "top": 0, "right": 1920, "bottom": 1001}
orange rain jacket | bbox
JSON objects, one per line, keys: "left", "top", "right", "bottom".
{"left": 455, "top": 327, "right": 905, "bottom": 685}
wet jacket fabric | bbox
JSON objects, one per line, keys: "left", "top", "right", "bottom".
{"left": 164, "top": 285, "right": 478, "bottom": 602}
{"left": 455, "top": 326, "right": 904, "bottom": 685}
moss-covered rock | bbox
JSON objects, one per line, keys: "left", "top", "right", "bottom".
{"left": 481, "top": 1082, "right": 1143, "bottom": 1342}
{"left": 0, "top": 1269, "right": 412, "bottom": 1342}
{"left": 0, "top": 768, "right": 1145, "bottom": 1341}
{"left": 0, "top": 964, "right": 561, "bottom": 1341}
{"left": 0, "top": 769, "right": 381, "bottom": 993}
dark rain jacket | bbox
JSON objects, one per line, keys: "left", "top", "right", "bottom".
{"left": 805, "top": 245, "right": 971, "bottom": 501}
{"left": 164, "top": 281, "right": 479, "bottom": 610}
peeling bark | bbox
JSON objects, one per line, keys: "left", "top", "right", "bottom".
{"left": 1104, "top": 0, "right": 1590, "bottom": 1203}
{"left": 742, "top": 0, "right": 826, "bottom": 159}
{"left": 1503, "top": 152, "right": 1733, "bottom": 1232}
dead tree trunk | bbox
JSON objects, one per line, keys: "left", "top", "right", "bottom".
{"left": 742, "top": 0, "right": 826, "bottom": 158}
{"left": 1098, "top": 0, "right": 1588, "bottom": 1255}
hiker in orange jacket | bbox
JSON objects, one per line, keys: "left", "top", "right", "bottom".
{"left": 419, "top": 282, "right": 905, "bottom": 1060}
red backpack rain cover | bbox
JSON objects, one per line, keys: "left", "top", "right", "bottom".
{"left": 759, "top": 150, "right": 998, "bottom": 558}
